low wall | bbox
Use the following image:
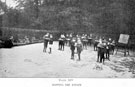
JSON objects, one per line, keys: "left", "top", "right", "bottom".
{"left": 1, "top": 27, "right": 135, "bottom": 45}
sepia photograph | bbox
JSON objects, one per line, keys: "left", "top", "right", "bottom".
{"left": 0, "top": 0, "right": 135, "bottom": 79}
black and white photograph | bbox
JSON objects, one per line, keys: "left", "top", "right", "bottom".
{"left": 0, "top": 0, "right": 135, "bottom": 81}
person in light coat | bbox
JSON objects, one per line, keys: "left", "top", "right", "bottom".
{"left": 76, "top": 38, "right": 83, "bottom": 61}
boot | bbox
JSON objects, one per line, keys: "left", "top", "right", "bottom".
{"left": 49, "top": 48, "right": 51, "bottom": 54}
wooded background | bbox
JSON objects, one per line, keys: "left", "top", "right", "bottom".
{"left": 0, "top": 0, "right": 135, "bottom": 39}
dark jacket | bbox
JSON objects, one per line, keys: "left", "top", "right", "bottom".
{"left": 70, "top": 41, "right": 75, "bottom": 50}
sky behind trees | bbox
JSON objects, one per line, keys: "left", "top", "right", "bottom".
{"left": 1, "top": 0, "right": 17, "bottom": 7}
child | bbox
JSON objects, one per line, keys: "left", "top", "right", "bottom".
{"left": 88, "top": 34, "right": 92, "bottom": 46}
{"left": 65, "top": 34, "right": 69, "bottom": 46}
{"left": 97, "top": 41, "right": 106, "bottom": 64}
{"left": 82, "top": 35, "right": 88, "bottom": 50}
{"left": 76, "top": 38, "right": 83, "bottom": 61}
{"left": 61, "top": 34, "right": 65, "bottom": 51}
{"left": 43, "top": 33, "right": 49, "bottom": 52}
{"left": 48, "top": 34, "right": 53, "bottom": 54}
{"left": 70, "top": 38, "right": 76, "bottom": 60}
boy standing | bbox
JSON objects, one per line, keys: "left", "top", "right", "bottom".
{"left": 43, "top": 33, "right": 49, "bottom": 52}
{"left": 76, "top": 38, "right": 83, "bottom": 61}
{"left": 48, "top": 34, "right": 53, "bottom": 54}
{"left": 70, "top": 38, "right": 76, "bottom": 60}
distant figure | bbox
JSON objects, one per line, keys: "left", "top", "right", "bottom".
{"left": 31, "top": 37, "right": 36, "bottom": 43}
{"left": 43, "top": 33, "right": 50, "bottom": 52}
{"left": 59, "top": 34, "right": 65, "bottom": 51}
{"left": 97, "top": 41, "right": 106, "bottom": 64}
{"left": 76, "top": 38, "right": 83, "bottom": 61}
{"left": 94, "top": 39, "right": 99, "bottom": 51}
{"left": 48, "top": 34, "right": 53, "bottom": 54}
{"left": 61, "top": 34, "right": 65, "bottom": 50}
{"left": 105, "top": 42, "right": 110, "bottom": 60}
{"left": 58, "top": 37, "right": 63, "bottom": 50}
{"left": 69, "top": 33, "right": 73, "bottom": 46}
{"left": 65, "top": 34, "right": 69, "bottom": 46}
{"left": 88, "top": 34, "right": 92, "bottom": 46}
{"left": 109, "top": 39, "right": 115, "bottom": 55}
{"left": 70, "top": 38, "right": 76, "bottom": 60}
{"left": 24, "top": 36, "right": 30, "bottom": 44}
{"left": 112, "top": 40, "right": 115, "bottom": 53}
{"left": 4, "top": 36, "right": 14, "bottom": 48}
{"left": 82, "top": 35, "right": 88, "bottom": 49}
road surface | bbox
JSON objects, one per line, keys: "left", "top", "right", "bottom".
{"left": 0, "top": 42, "right": 134, "bottom": 78}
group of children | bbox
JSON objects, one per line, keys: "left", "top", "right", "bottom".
{"left": 96, "top": 37, "right": 115, "bottom": 64}
{"left": 58, "top": 33, "right": 90, "bottom": 61}
{"left": 43, "top": 33, "right": 115, "bottom": 63}
{"left": 43, "top": 33, "right": 84, "bottom": 61}
{"left": 70, "top": 37, "right": 83, "bottom": 61}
